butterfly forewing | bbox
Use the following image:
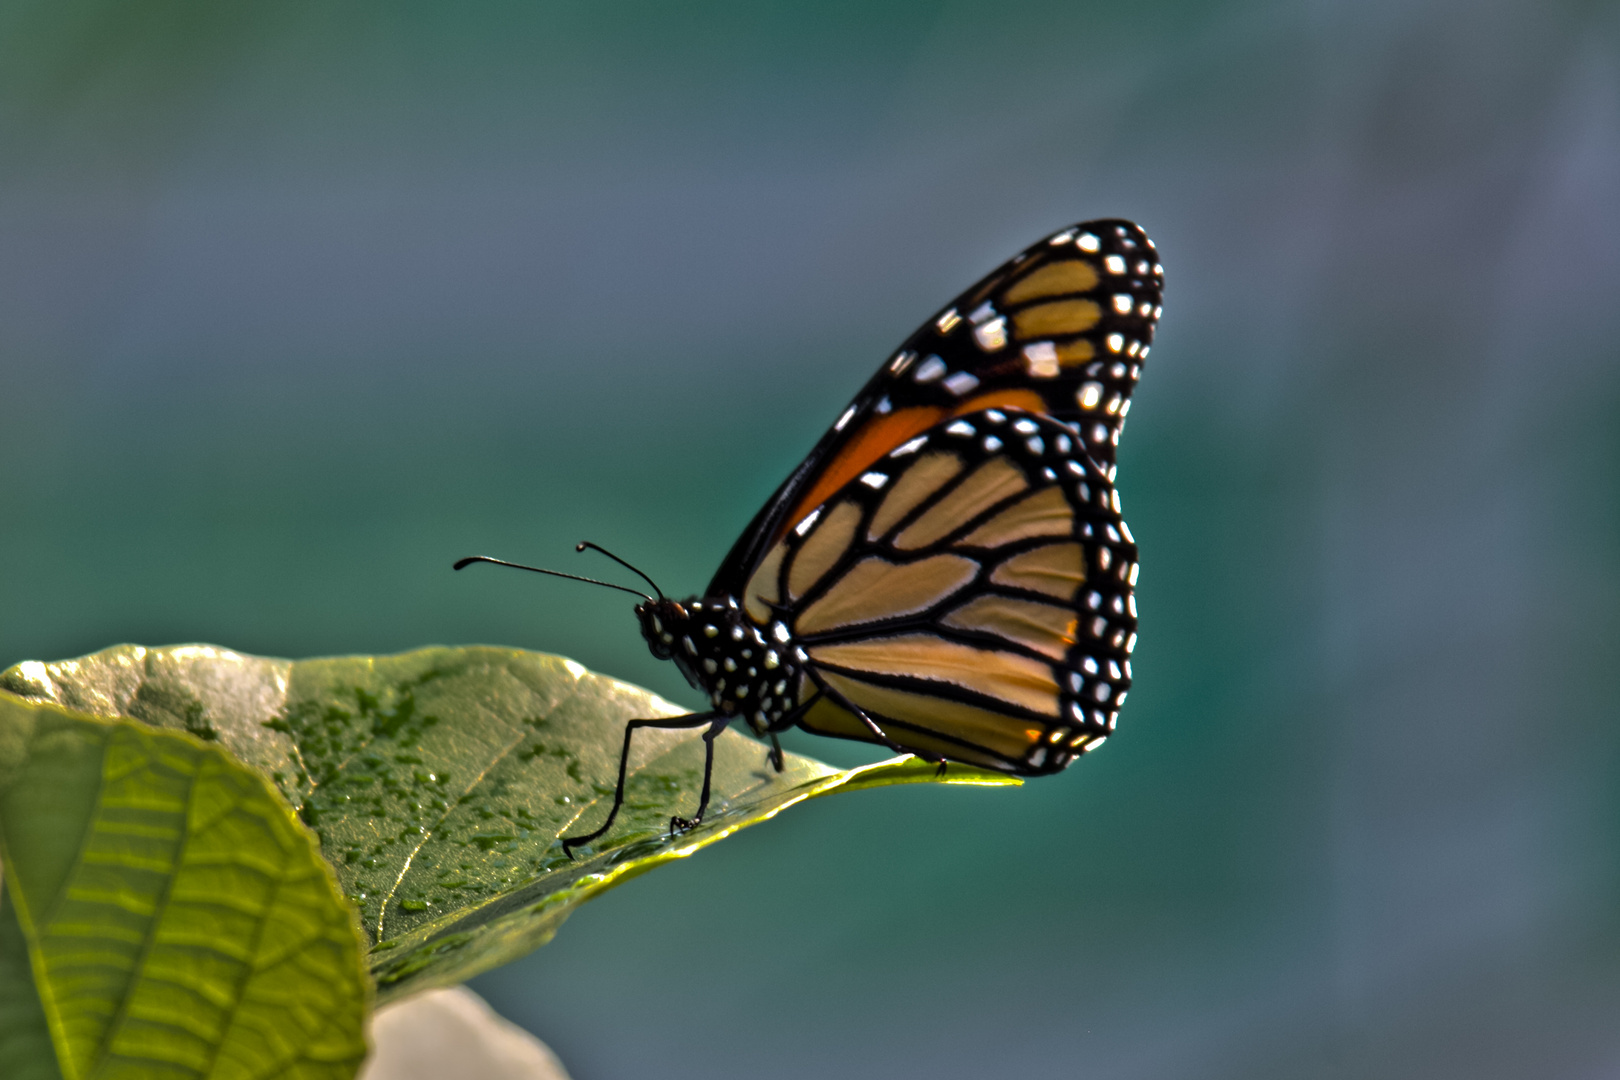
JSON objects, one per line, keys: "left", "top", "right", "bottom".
{"left": 749, "top": 407, "right": 1137, "bottom": 775}
{"left": 710, "top": 220, "right": 1160, "bottom": 597}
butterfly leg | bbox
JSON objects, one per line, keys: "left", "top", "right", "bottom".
{"left": 671, "top": 716, "right": 732, "bottom": 834}
{"left": 561, "top": 710, "right": 725, "bottom": 859}
{"left": 767, "top": 732, "right": 785, "bottom": 773}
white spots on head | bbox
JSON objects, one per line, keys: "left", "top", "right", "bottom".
{"left": 936, "top": 308, "right": 962, "bottom": 334}
{"left": 946, "top": 420, "right": 976, "bottom": 437}
{"left": 890, "top": 351, "right": 915, "bottom": 374}
{"left": 944, "top": 371, "right": 980, "bottom": 395}
{"left": 723, "top": 657, "right": 737, "bottom": 672}
{"left": 982, "top": 435, "right": 1003, "bottom": 452}
{"left": 1112, "top": 294, "right": 1133, "bottom": 314}
{"left": 892, "top": 435, "right": 928, "bottom": 456}
{"left": 795, "top": 508, "right": 822, "bottom": 536}
{"left": 1104, "top": 254, "right": 1126, "bottom": 275}
{"left": 914, "top": 355, "right": 947, "bottom": 382}
{"left": 859, "top": 471, "right": 889, "bottom": 489}
{"left": 973, "top": 317, "right": 1008, "bottom": 351}
{"left": 1078, "top": 381, "right": 1103, "bottom": 410}
{"left": 1022, "top": 341, "right": 1059, "bottom": 378}
{"left": 835, "top": 405, "right": 857, "bottom": 431}
{"left": 1106, "top": 333, "right": 1125, "bottom": 353}
{"left": 1077, "top": 232, "right": 1100, "bottom": 252}
{"left": 704, "top": 625, "right": 719, "bottom": 637}
{"left": 1049, "top": 229, "right": 1075, "bottom": 245}
{"left": 703, "top": 658, "right": 718, "bottom": 674}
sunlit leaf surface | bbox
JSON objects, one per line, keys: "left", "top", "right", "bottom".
{"left": 2, "top": 644, "right": 1018, "bottom": 1003}
{"left": 0, "top": 692, "right": 369, "bottom": 1080}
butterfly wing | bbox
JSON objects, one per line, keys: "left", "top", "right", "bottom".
{"left": 710, "top": 219, "right": 1161, "bottom": 598}
{"left": 741, "top": 408, "right": 1136, "bottom": 775}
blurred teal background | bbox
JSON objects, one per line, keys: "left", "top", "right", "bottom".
{"left": 5, "top": 1, "right": 1620, "bottom": 1077}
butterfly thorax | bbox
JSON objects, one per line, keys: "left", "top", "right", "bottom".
{"left": 635, "top": 596, "right": 803, "bottom": 735}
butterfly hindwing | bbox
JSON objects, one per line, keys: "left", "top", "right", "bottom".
{"left": 747, "top": 407, "right": 1137, "bottom": 775}
{"left": 710, "top": 219, "right": 1161, "bottom": 598}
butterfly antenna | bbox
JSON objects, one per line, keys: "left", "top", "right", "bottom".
{"left": 452, "top": 556, "right": 654, "bottom": 602}
{"left": 575, "top": 542, "right": 666, "bottom": 600}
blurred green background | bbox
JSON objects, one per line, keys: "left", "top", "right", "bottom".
{"left": 5, "top": 2, "right": 1620, "bottom": 1077}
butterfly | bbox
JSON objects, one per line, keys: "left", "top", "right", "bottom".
{"left": 458, "top": 219, "right": 1162, "bottom": 856}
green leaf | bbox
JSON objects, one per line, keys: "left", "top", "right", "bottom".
{"left": 3, "top": 644, "right": 1019, "bottom": 1004}
{"left": 0, "top": 692, "right": 369, "bottom": 1080}
{"left": 0, "top": 869, "right": 61, "bottom": 1080}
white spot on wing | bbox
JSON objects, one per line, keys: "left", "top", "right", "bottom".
{"left": 914, "top": 355, "right": 947, "bottom": 382}
{"left": 943, "top": 371, "right": 980, "bottom": 395}
{"left": 794, "top": 508, "right": 822, "bottom": 536}
{"left": 859, "top": 472, "right": 889, "bottom": 489}
{"left": 1022, "top": 341, "right": 1059, "bottom": 377}
{"left": 1077, "top": 233, "right": 1100, "bottom": 252}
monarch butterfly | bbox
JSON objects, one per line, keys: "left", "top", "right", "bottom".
{"left": 458, "top": 219, "right": 1161, "bottom": 856}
